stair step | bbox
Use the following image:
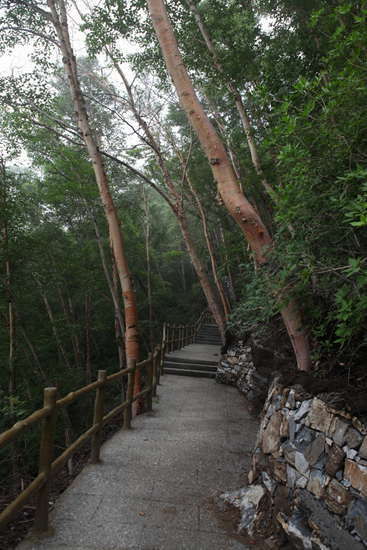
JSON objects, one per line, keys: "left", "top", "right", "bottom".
{"left": 165, "top": 355, "right": 218, "bottom": 366}
{"left": 164, "top": 368, "right": 216, "bottom": 378}
{"left": 194, "top": 340, "right": 221, "bottom": 345}
{"left": 164, "top": 361, "right": 217, "bottom": 372}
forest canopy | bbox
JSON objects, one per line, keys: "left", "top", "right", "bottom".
{"left": 0, "top": 0, "right": 366, "bottom": 492}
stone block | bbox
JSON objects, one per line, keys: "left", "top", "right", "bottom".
{"left": 325, "top": 479, "right": 352, "bottom": 515}
{"left": 306, "top": 399, "right": 334, "bottom": 433}
{"left": 359, "top": 436, "right": 367, "bottom": 459}
{"left": 294, "top": 399, "right": 313, "bottom": 422}
{"left": 295, "top": 475, "right": 308, "bottom": 489}
{"left": 303, "top": 433, "right": 326, "bottom": 467}
{"left": 344, "top": 447, "right": 358, "bottom": 460}
{"left": 352, "top": 417, "right": 367, "bottom": 436}
{"left": 325, "top": 443, "right": 345, "bottom": 477}
{"left": 347, "top": 498, "right": 367, "bottom": 545}
{"left": 220, "top": 485, "right": 265, "bottom": 537}
{"left": 283, "top": 441, "right": 310, "bottom": 476}
{"left": 262, "top": 471, "right": 276, "bottom": 494}
{"left": 344, "top": 459, "right": 367, "bottom": 497}
{"left": 272, "top": 458, "right": 287, "bottom": 483}
{"left": 262, "top": 411, "right": 283, "bottom": 455}
{"left": 277, "top": 510, "right": 313, "bottom": 550}
{"left": 286, "top": 389, "right": 296, "bottom": 409}
{"left": 286, "top": 465, "right": 299, "bottom": 489}
{"left": 307, "top": 469, "right": 329, "bottom": 498}
{"left": 297, "top": 489, "right": 365, "bottom": 550}
{"left": 328, "top": 416, "right": 349, "bottom": 447}
{"left": 345, "top": 427, "right": 363, "bottom": 449}
{"left": 294, "top": 451, "right": 310, "bottom": 476}
{"left": 280, "top": 414, "right": 289, "bottom": 439}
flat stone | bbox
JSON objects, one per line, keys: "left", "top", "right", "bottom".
{"left": 345, "top": 427, "right": 363, "bottom": 449}
{"left": 344, "top": 459, "right": 367, "bottom": 496}
{"left": 286, "top": 465, "right": 298, "bottom": 489}
{"left": 325, "top": 479, "right": 352, "bottom": 515}
{"left": 352, "top": 417, "right": 367, "bottom": 436}
{"left": 286, "top": 389, "right": 296, "bottom": 409}
{"left": 306, "top": 399, "right": 334, "bottom": 433}
{"left": 295, "top": 475, "right": 308, "bottom": 489}
{"left": 220, "top": 485, "right": 265, "bottom": 536}
{"left": 294, "top": 450, "right": 310, "bottom": 476}
{"left": 280, "top": 414, "right": 289, "bottom": 439}
{"left": 294, "top": 399, "right": 313, "bottom": 422}
{"left": 288, "top": 417, "right": 296, "bottom": 442}
{"left": 307, "top": 469, "right": 329, "bottom": 498}
{"left": 262, "top": 411, "right": 283, "bottom": 455}
{"left": 359, "top": 436, "right": 367, "bottom": 459}
{"left": 303, "top": 433, "right": 325, "bottom": 467}
{"left": 347, "top": 498, "right": 367, "bottom": 544}
{"left": 345, "top": 447, "right": 358, "bottom": 460}
{"left": 325, "top": 443, "right": 345, "bottom": 477}
{"left": 298, "top": 489, "right": 365, "bottom": 550}
{"left": 262, "top": 471, "right": 276, "bottom": 494}
{"left": 277, "top": 511, "right": 313, "bottom": 550}
{"left": 328, "top": 416, "right": 349, "bottom": 446}
{"left": 272, "top": 459, "right": 287, "bottom": 483}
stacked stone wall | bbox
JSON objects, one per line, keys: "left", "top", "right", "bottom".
{"left": 217, "top": 346, "right": 367, "bottom": 549}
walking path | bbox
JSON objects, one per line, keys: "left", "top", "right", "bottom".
{"left": 19, "top": 376, "right": 258, "bottom": 550}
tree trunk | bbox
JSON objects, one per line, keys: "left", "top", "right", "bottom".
{"left": 185, "top": 0, "right": 273, "bottom": 196}
{"left": 109, "top": 57, "right": 226, "bottom": 340}
{"left": 57, "top": 285, "right": 81, "bottom": 369}
{"left": 185, "top": 174, "right": 230, "bottom": 318}
{"left": 46, "top": 0, "right": 139, "bottom": 364}
{"left": 143, "top": 186, "right": 154, "bottom": 349}
{"left": 84, "top": 294, "right": 92, "bottom": 384}
{"left": 40, "top": 286, "right": 73, "bottom": 370}
{"left": 147, "top": 0, "right": 311, "bottom": 371}
{"left": 178, "top": 212, "right": 225, "bottom": 340}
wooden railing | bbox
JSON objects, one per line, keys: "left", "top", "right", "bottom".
{"left": 0, "top": 344, "right": 164, "bottom": 535}
{"left": 164, "top": 310, "right": 212, "bottom": 354}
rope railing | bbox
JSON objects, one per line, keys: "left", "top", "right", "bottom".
{"left": 0, "top": 344, "right": 163, "bottom": 535}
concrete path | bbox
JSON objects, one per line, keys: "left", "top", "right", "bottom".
{"left": 165, "top": 343, "right": 221, "bottom": 364}
{"left": 19, "top": 376, "right": 258, "bottom": 550}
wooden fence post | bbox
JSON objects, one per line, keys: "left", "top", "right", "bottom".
{"left": 160, "top": 323, "right": 166, "bottom": 376}
{"left": 153, "top": 348, "right": 159, "bottom": 396}
{"left": 146, "top": 353, "right": 154, "bottom": 412}
{"left": 91, "top": 370, "right": 107, "bottom": 464}
{"left": 172, "top": 325, "right": 176, "bottom": 351}
{"left": 123, "top": 359, "right": 136, "bottom": 429}
{"left": 34, "top": 387, "right": 57, "bottom": 533}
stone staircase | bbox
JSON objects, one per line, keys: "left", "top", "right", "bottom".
{"left": 164, "top": 323, "right": 222, "bottom": 378}
{"left": 194, "top": 323, "right": 222, "bottom": 345}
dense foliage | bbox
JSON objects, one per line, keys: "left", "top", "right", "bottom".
{"left": 0, "top": 0, "right": 366, "bottom": 506}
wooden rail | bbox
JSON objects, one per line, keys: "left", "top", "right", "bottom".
{"left": 0, "top": 344, "right": 164, "bottom": 534}
{"left": 164, "top": 310, "right": 211, "bottom": 356}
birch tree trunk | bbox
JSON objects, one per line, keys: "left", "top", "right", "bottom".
{"left": 147, "top": 0, "right": 311, "bottom": 371}
{"left": 46, "top": 0, "right": 139, "bottom": 365}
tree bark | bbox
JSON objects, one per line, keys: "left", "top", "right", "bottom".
{"left": 185, "top": 0, "right": 273, "bottom": 196}
{"left": 147, "top": 0, "right": 311, "bottom": 371}
{"left": 109, "top": 58, "right": 226, "bottom": 340}
{"left": 84, "top": 294, "right": 92, "bottom": 384}
{"left": 46, "top": 0, "right": 139, "bottom": 364}
{"left": 185, "top": 173, "right": 230, "bottom": 319}
{"left": 143, "top": 186, "right": 154, "bottom": 349}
